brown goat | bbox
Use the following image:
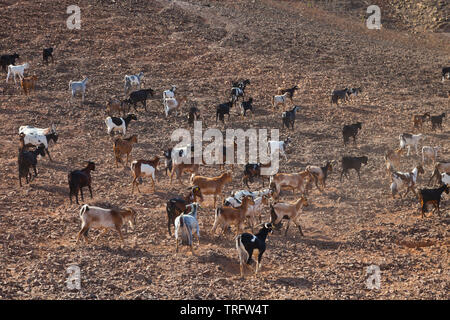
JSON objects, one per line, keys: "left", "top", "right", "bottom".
{"left": 412, "top": 112, "right": 430, "bottom": 131}
{"left": 191, "top": 171, "right": 232, "bottom": 207}
{"left": 211, "top": 196, "right": 255, "bottom": 235}
{"left": 113, "top": 134, "right": 138, "bottom": 167}
{"left": 131, "top": 157, "right": 160, "bottom": 193}
{"left": 20, "top": 75, "right": 37, "bottom": 95}
{"left": 270, "top": 171, "right": 312, "bottom": 198}
{"left": 106, "top": 98, "right": 127, "bottom": 116}
{"left": 384, "top": 148, "right": 405, "bottom": 175}
{"left": 170, "top": 161, "right": 200, "bottom": 185}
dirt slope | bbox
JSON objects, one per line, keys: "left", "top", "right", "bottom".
{"left": 0, "top": 0, "right": 448, "bottom": 299}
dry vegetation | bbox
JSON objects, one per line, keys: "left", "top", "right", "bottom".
{"left": 0, "top": 0, "right": 448, "bottom": 299}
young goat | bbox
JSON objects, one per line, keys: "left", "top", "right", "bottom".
{"left": 77, "top": 205, "right": 137, "bottom": 244}
{"left": 342, "top": 122, "right": 362, "bottom": 146}
{"left": 164, "top": 96, "right": 187, "bottom": 117}
{"left": 272, "top": 92, "right": 290, "bottom": 109}
{"left": 125, "top": 88, "right": 155, "bottom": 112}
{"left": 42, "top": 48, "right": 54, "bottom": 64}
{"left": 69, "top": 77, "right": 88, "bottom": 103}
{"left": 236, "top": 222, "right": 273, "bottom": 278}
{"left": 6, "top": 63, "right": 29, "bottom": 84}
{"left": 216, "top": 101, "right": 233, "bottom": 124}
{"left": 113, "top": 135, "right": 138, "bottom": 167}
{"left": 124, "top": 72, "right": 144, "bottom": 95}
{"left": 20, "top": 75, "right": 37, "bottom": 95}
{"left": 270, "top": 171, "right": 311, "bottom": 198}
{"left": 191, "top": 172, "right": 232, "bottom": 207}
{"left": 430, "top": 113, "right": 445, "bottom": 131}
{"left": 174, "top": 203, "right": 200, "bottom": 254}
{"left": 166, "top": 186, "right": 204, "bottom": 236}
{"left": 306, "top": 161, "right": 333, "bottom": 191}
{"left": 421, "top": 146, "right": 440, "bottom": 166}
{"left": 418, "top": 184, "right": 449, "bottom": 218}
{"left": 224, "top": 194, "right": 270, "bottom": 227}
{"left": 105, "top": 114, "right": 137, "bottom": 136}
{"left": 170, "top": 162, "right": 200, "bottom": 185}
{"left": 0, "top": 53, "right": 19, "bottom": 72}
{"left": 390, "top": 164, "right": 424, "bottom": 199}
{"left": 282, "top": 105, "right": 300, "bottom": 130}
{"left": 238, "top": 97, "right": 254, "bottom": 118}
{"left": 340, "top": 156, "right": 368, "bottom": 181}
{"left": 428, "top": 162, "right": 450, "bottom": 185}
{"left": 399, "top": 133, "right": 425, "bottom": 156}
{"left": 106, "top": 98, "right": 128, "bottom": 116}
{"left": 270, "top": 196, "right": 309, "bottom": 236}
{"left": 131, "top": 157, "right": 160, "bottom": 193}
{"left": 68, "top": 161, "right": 96, "bottom": 204}
{"left": 18, "top": 144, "right": 46, "bottom": 187}
{"left": 268, "top": 137, "right": 291, "bottom": 161}
{"left": 212, "top": 196, "right": 255, "bottom": 236}
{"left": 331, "top": 88, "right": 349, "bottom": 106}
{"left": 412, "top": 112, "right": 430, "bottom": 131}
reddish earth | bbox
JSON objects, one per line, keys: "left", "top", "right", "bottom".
{"left": 0, "top": 0, "right": 448, "bottom": 299}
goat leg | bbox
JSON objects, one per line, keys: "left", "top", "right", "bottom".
{"left": 88, "top": 185, "right": 93, "bottom": 199}
{"left": 45, "top": 148, "right": 53, "bottom": 162}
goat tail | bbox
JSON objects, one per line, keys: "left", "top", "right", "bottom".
{"left": 236, "top": 235, "right": 249, "bottom": 265}
{"left": 79, "top": 204, "right": 89, "bottom": 218}
{"left": 180, "top": 215, "right": 192, "bottom": 246}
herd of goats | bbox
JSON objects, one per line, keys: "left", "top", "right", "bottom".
{"left": 2, "top": 47, "right": 450, "bottom": 277}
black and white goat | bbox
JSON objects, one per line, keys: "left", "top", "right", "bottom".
{"left": 442, "top": 67, "right": 450, "bottom": 82}
{"left": 174, "top": 203, "right": 200, "bottom": 254}
{"left": 19, "top": 125, "right": 58, "bottom": 161}
{"left": 236, "top": 222, "right": 273, "bottom": 278}
{"left": 231, "top": 79, "right": 250, "bottom": 106}
{"left": 124, "top": 72, "right": 144, "bottom": 95}
{"left": 105, "top": 114, "right": 137, "bottom": 136}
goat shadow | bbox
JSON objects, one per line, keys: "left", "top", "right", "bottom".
{"left": 343, "top": 106, "right": 377, "bottom": 114}
{"left": 31, "top": 183, "right": 68, "bottom": 196}
{"left": 268, "top": 277, "right": 313, "bottom": 289}
{"left": 197, "top": 250, "right": 240, "bottom": 274}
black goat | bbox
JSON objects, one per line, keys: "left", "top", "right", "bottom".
{"left": 0, "top": 53, "right": 19, "bottom": 72}
{"left": 442, "top": 67, "right": 450, "bottom": 82}
{"left": 342, "top": 122, "right": 362, "bottom": 146}
{"left": 236, "top": 222, "right": 273, "bottom": 278}
{"left": 125, "top": 88, "right": 155, "bottom": 112}
{"left": 239, "top": 97, "right": 254, "bottom": 117}
{"left": 277, "top": 85, "right": 299, "bottom": 101}
{"left": 43, "top": 48, "right": 54, "bottom": 64}
{"left": 242, "top": 162, "right": 271, "bottom": 188}
{"left": 188, "top": 106, "right": 201, "bottom": 125}
{"left": 166, "top": 186, "right": 203, "bottom": 236}
{"left": 340, "top": 156, "right": 368, "bottom": 181}
{"left": 18, "top": 144, "right": 46, "bottom": 187}
{"left": 430, "top": 113, "right": 445, "bottom": 131}
{"left": 68, "top": 161, "right": 96, "bottom": 205}
{"left": 331, "top": 88, "right": 349, "bottom": 106}
{"left": 282, "top": 105, "right": 300, "bottom": 129}
{"left": 216, "top": 101, "right": 233, "bottom": 124}
{"left": 418, "top": 184, "right": 449, "bottom": 218}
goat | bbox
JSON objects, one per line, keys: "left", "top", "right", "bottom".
{"left": 418, "top": 184, "right": 449, "bottom": 218}
{"left": 20, "top": 75, "right": 37, "bottom": 95}
{"left": 442, "top": 67, "right": 450, "bottom": 82}
{"left": 282, "top": 106, "right": 300, "bottom": 129}
{"left": 331, "top": 88, "right": 349, "bottom": 106}
{"left": 216, "top": 101, "right": 233, "bottom": 124}
{"left": 238, "top": 97, "right": 254, "bottom": 118}
{"left": 270, "top": 171, "right": 311, "bottom": 198}
{"left": 6, "top": 63, "right": 29, "bottom": 84}
{"left": 166, "top": 186, "right": 204, "bottom": 236}
{"left": 164, "top": 96, "right": 187, "bottom": 117}
{"left": 163, "top": 85, "right": 176, "bottom": 100}
{"left": 428, "top": 162, "right": 450, "bottom": 185}
{"left": 130, "top": 157, "right": 160, "bottom": 193}
{"left": 191, "top": 172, "right": 232, "bottom": 207}
{"left": 430, "top": 113, "right": 445, "bottom": 131}
{"left": 225, "top": 188, "right": 272, "bottom": 207}
{"left": 236, "top": 223, "right": 273, "bottom": 278}
{"left": 174, "top": 203, "right": 200, "bottom": 254}
{"left": 188, "top": 105, "right": 201, "bottom": 125}
{"left": 231, "top": 79, "right": 250, "bottom": 106}
{"left": 340, "top": 156, "right": 368, "bottom": 181}
{"left": 276, "top": 85, "right": 299, "bottom": 102}
{"left": 390, "top": 164, "right": 424, "bottom": 199}
{"left": 76, "top": 205, "right": 137, "bottom": 243}
{"left": 68, "top": 161, "right": 96, "bottom": 205}
{"left": 18, "top": 144, "right": 46, "bottom": 187}
{"left": 384, "top": 148, "right": 405, "bottom": 174}
{"left": 19, "top": 125, "right": 58, "bottom": 161}
{"left": 113, "top": 135, "right": 138, "bottom": 167}
{"left": 224, "top": 194, "right": 270, "bottom": 227}
{"left": 268, "top": 137, "right": 291, "bottom": 161}
{"left": 242, "top": 163, "right": 272, "bottom": 188}
{"left": 42, "top": 48, "right": 54, "bottom": 64}
{"left": 272, "top": 92, "right": 290, "bottom": 109}
{"left": 342, "top": 122, "right": 362, "bottom": 146}
{"left": 106, "top": 98, "right": 128, "bottom": 116}
{"left": 124, "top": 72, "right": 144, "bottom": 95}
{"left": 346, "top": 87, "right": 362, "bottom": 100}
{"left": 0, "top": 53, "right": 19, "bottom": 72}
{"left": 422, "top": 146, "right": 440, "bottom": 166}
{"left": 170, "top": 162, "right": 200, "bottom": 185}
{"left": 212, "top": 196, "right": 255, "bottom": 235}
{"left": 306, "top": 161, "right": 333, "bottom": 191}
{"left": 412, "top": 112, "right": 430, "bottom": 131}
{"left": 125, "top": 89, "right": 155, "bottom": 112}
{"left": 441, "top": 173, "right": 450, "bottom": 185}
{"left": 399, "top": 133, "right": 425, "bottom": 156}
{"left": 105, "top": 114, "right": 137, "bottom": 136}
{"left": 270, "top": 196, "right": 309, "bottom": 236}
{"left": 69, "top": 77, "right": 88, "bottom": 103}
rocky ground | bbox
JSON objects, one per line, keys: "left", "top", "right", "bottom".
{"left": 0, "top": 0, "right": 448, "bottom": 299}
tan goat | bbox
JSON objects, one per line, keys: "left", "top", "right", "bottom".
{"left": 131, "top": 157, "right": 160, "bottom": 193}
{"left": 270, "top": 171, "right": 312, "bottom": 198}
{"left": 384, "top": 148, "right": 405, "bottom": 175}
{"left": 170, "top": 161, "right": 200, "bottom": 185}
{"left": 113, "top": 134, "right": 138, "bottom": 167}
{"left": 191, "top": 171, "right": 232, "bottom": 207}
{"left": 211, "top": 196, "right": 255, "bottom": 235}
{"left": 270, "top": 196, "right": 309, "bottom": 236}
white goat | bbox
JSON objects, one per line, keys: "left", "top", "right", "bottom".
{"left": 390, "top": 165, "right": 424, "bottom": 199}
{"left": 163, "top": 85, "right": 176, "bottom": 100}
{"left": 272, "top": 92, "right": 290, "bottom": 109}
{"left": 268, "top": 138, "right": 291, "bottom": 161}
{"left": 225, "top": 189, "right": 272, "bottom": 207}
{"left": 124, "top": 72, "right": 144, "bottom": 94}
{"left": 164, "top": 96, "right": 187, "bottom": 117}
{"left": 174, "top": 203, "right": 200, "bottom": 254}
{"left": 442, "top": 173, "right": 450, "bottom": 185}
{"left": 69, "top": 77, "right": 89, "bottom": 102}
{"left": 399, "top": 133, "right": 425, "bottom": 156}
{"left": 6, "top": 63, "right": 29, "bottom": 84}
{"left": 422, "top": 146, "right": 440, "bottom": 165}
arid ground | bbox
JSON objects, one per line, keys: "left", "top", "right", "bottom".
{"left": 0, "top": 0, "right": 448, "bottom": 299}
